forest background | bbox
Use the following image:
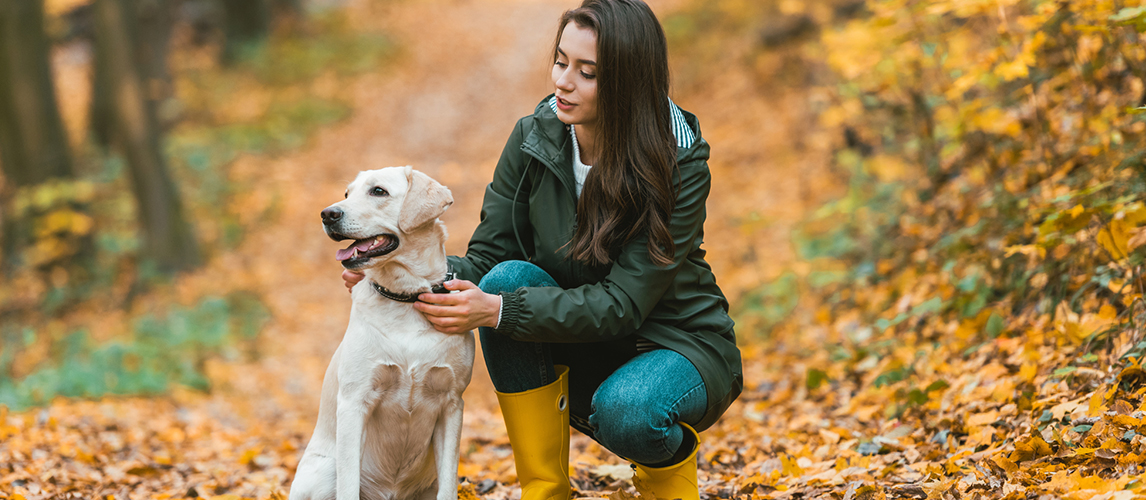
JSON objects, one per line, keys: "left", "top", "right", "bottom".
{"left": 2, "top": 0, "right": 1146, "bottom": 498}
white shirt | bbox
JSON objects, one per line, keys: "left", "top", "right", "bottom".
{"left": 570, "top": 124, "right": 593, "bottom": 197}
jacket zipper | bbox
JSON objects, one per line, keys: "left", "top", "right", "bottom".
{"left": 520, "top": 142, "right": 589, "bottom": 283}
{"left": 520, "top": 142, "right": 577, "bottom": 201}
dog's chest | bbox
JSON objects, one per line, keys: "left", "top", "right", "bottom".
{"left": 349, "top": 325, "right": 472, "bottom": 495}
{"left": 343, "top": 305, "right": 473, "bottom": 410}
{"left": 366, "top": 354, "right": 461, "bottom": 414}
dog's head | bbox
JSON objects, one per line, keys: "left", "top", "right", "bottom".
{"left": 321, "top": 166, "right": 453, "bottom": 270}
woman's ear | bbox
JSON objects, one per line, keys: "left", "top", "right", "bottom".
{"left": 399, "top": 167, "right": 454, "bottom": 233}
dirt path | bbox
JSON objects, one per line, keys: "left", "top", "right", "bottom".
{"left": 224, "top": 0, "right": 827, "bottom": 429}
{"left": 214, "top": 0, "right": 577, "bottom": 451}
{"left": 179, "top": 0, "right": 829, "bottom": 489}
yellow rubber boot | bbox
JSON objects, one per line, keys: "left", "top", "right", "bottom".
{"left": 631, "top": 423, "right": 700, "bottom": 500}
{"left": 495, "top": 365, "right": 571, "bottom": 500}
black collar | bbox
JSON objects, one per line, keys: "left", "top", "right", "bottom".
{"left": 371, "top": 273, "right": 453, "bottom": 303}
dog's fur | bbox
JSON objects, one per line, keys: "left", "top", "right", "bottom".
{"left": 290, "top": 166, "right": 475, "bottom": 500}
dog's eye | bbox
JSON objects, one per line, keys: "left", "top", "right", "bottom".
{"left": 344, "top": 191, "right": 348, "bottom": 199}
{"left": 371, "top": 187, "right": 389, "bottom": 197}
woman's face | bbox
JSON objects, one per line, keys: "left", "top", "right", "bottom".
{"left": 552, "top": 22, "right": 599, "bottom": 128}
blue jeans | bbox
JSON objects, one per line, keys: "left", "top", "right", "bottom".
{"left": 478, "top": 260, "right": 707, "bottom": 466}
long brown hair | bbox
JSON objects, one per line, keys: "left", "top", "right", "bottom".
{"left": 558, "top": 0, "right": 679, "bottom": 267}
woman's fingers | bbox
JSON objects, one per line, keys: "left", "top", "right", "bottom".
{"left": 342, "top": 269, "right": 365, "bottom": 292}
{"left": 423, "top": 313, "right": 467, "bottom": 334}
{"left": 444, "top": 279, "right": 478, "bottom": 291}
{"left": 412, "top": 279, "right": 499, "bottom": 334}
{"left": 417, "top": 280, "right": 478, "bottom": 305}
{"left": 414, "top": 301, "right": 469, "bottom": 317}
{"left": 417, "top": 291, "right": 461, "bottom": 305}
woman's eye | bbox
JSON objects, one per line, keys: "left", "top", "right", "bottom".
{"left": 370, "top": 187, "right": 389, "bottom": 197}
{"left": 555, "top": 60, "right": 568, "bottom": 68}
{"left": 581, "top": 72, "right": 596, "bottom": 80}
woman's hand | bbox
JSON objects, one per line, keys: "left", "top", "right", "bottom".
{"left": 414, "top": 279, "right": 501, "bottom": 334}
{"left": 342, "top": 269, "right": 365, "bottom": 292}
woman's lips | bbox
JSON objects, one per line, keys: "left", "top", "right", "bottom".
{"left": 556, "top": 96, "right": 576, "bottom": 111}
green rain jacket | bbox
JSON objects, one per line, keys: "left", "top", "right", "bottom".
{"left": 448, "top": 95, "right": 743, "bottom": 431}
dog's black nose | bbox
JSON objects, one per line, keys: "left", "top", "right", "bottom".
{"left": 321, "top": 207, "right": 343, "bottom": 225}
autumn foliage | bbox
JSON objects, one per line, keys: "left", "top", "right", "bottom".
{"left": 729, "top": 0, "right": 1146, "bottom": 496}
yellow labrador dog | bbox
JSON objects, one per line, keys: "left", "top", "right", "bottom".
{"left": 290, "top": 166, "right": 474, "bottom": 500}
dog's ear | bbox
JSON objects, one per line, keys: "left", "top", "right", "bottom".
{"left": 399, "top": 168, "right": 454, "bottom": 233}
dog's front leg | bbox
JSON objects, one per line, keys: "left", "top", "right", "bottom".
{"left": 336, "top": 386, "right": 368, "bottom": 500}
{"left": 433, "top": 397, "right": 465, "bottom": 500}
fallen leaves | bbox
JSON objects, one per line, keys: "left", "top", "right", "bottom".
{"left": 0, "top": 398, "right": 297, "bottom": 500}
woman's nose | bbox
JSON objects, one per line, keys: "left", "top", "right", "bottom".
{"left": 555, "top": 69, "right": 574, "bottom": 91}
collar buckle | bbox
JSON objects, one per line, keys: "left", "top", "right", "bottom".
{"left": 372, "top": 272, "right": 454, "bottom": 303}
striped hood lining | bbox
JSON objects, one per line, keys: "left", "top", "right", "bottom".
{"left": 547, "top": 96, "right": 697, "bottom": 150}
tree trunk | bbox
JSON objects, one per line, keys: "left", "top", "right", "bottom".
{"left": 93, "top": 0, "right": 200, "bottom": 272}
{"left": 91, "top": 0, "right": 175, "bottom": 148}
{"left": 0, "top": 0, "right": 74, "bottom": 185}
{"left": 219, "top": 0, "right": 271, "bottom": 63}
{"left": 0, "top": 0, "right": 77, "bottom": 271}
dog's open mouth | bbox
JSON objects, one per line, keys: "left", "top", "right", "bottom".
{"left": 335, "top": 234, "right": 399, "bottom": 266}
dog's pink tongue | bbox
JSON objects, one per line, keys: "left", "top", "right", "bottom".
{"left": 336, "top": 239, "right": 375, "bottom": 261}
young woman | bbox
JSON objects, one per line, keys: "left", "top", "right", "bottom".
{"left": 346, "top": 1, "right": 742, "bottom": 498}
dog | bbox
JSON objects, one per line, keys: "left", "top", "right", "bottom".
{"left": 290, "top": 166, "right": 474, "bottom": 500}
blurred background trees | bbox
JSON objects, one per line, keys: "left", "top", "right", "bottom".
{"left": 92, "top": 0, "right": 199, "bottom": 272}
{"left": 0, "top": 0, "right": 324, "bottom": 285}
{"left": 0, "top": 1, "right": 80, "bottom": 273}
{"left": 1, "top": 0, "right": 305, "bottom": 282}
{"left": 0, "top": 0, "right": 389, "bottom": 408}
{"left": 0, "top": 0, "right": 328, "bottom": 284}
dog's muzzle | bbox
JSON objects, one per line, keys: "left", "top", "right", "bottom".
{"left": 321, "top": 206, "right": 400, "bottom": 269}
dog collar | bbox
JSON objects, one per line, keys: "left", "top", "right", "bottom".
{"left": 371, "top": 272, "right": 454, "bottom": 303}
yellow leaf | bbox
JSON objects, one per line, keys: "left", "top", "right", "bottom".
{"left": 71, "top": 212, "right": 94, "bottom": 236}
{"left": 1098, "top": 219, "right": 1134, "bottom": 260}
{"left": 1004, "top": 244, "right": 1044, "bottom": 259}
{"left": 993, "top": 455, "right": 1018, "bottom": 474}
{"left": 1118, "top": 452, "right": 1144, "bottom": 466}
{"left": 1108, "top": 414, "right": 1142, "bottom": 427}
{"left": 971, "top": 107, "right": 1021, "bottom": 136}
{"left": 995, "top": 59, "right": 1028, "bottom": 80}
{"left": 1128, "top": 227, "right": 1146, "bottom": 252}
{"left": 1019, "top": 363, "right": 1038, "bottom": 383}
{"left": 458, "top": 483, "right": 481, "bottom": 500}
{"left": 1123, "top": 203, "right": 1146, "bottom": 225}
{"left": 1090, "top": 388, "right": 1109, "bottom": 416}
{"left": 1008, "top": 433, "right": 1053, "bottom": 462}
{"left": 968, "top": 411, "right": 999, "bottom": 426}
{"left": 867, "top": 155, "right": 910, "bottom": 182}
{"left": 75, "top": 449, "right": 96, "bottom": 463}
{"left": 609, "top": 487, "right": 640, "bottom": 500}
{"left": 1099, "top": 304, "right": 1118, "bottom": 321}
{"left": 458, "top": 462, "right": 484, "bottom": 478}
{"left": 780, "top": 453, "right": 804, "bottom": 477}
{"left": 239, "top": 447, "right": 261, "bottom": 465}
{"left": 819, "top": 428, "right": 841, "bottom": 444}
